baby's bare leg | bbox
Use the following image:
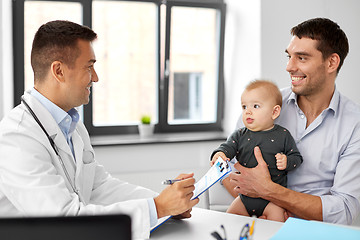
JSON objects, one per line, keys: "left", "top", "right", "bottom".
{"left": 262, "top": 202, "right": 286, "bottom": 222}
{"left": 226, "top": 196, "right": 250, "bottom": 216}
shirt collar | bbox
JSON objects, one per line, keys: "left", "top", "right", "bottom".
{"left": 30, "top": 88, "right": 79, "bottom": 134}
{"left": 328, "top": 87, "right": 340, "bottom": 116}
{"left": 287, "top": 91, "right": 297, "bottom": 105}
{"left": 286, "top": 86, "right": 339, "bottom": 116}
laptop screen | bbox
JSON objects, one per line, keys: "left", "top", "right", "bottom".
{"left": 0, "top": 214, "right": 131, "bottom": 240}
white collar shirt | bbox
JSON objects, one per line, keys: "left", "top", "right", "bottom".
{"left": 275, "top": 87, "right": 360, "bottom": 225}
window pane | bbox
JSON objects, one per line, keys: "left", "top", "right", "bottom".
{"left": 92, "top": 1, "right": 158, "bottom": 126}
{"left": 168, "top": 6, "right": 219, "bottom": 125}
{"left": 24, "top": 1, "right": 82, "bottom": 91}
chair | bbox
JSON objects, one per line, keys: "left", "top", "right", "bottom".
{"left": 206, "top": 180, "right": 235, "bottom": 212}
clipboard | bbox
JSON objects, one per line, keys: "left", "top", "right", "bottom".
{"left": 191, "top": 157, "right": 232, "bottom": 200}
{"left": 151, "top": 157, "right": 232, "bottom": 233}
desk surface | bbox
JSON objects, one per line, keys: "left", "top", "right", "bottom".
{"left": 150, "top": 207, "right": 283, "bottom": 240}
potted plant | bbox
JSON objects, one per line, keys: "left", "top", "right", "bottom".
{"left": 138, "top": 115, "right": 154, "bottom": 137}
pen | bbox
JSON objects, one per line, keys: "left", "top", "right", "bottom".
{"left": 162, "top": 179, "right": 182, "bottom": 185}
{"left": 249, "top": 218, "right": 255, "bottom": 240}
{"left": 240, "top": 223, "right": 249, "bottom": 240}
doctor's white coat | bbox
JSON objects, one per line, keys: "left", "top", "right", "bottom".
{"left": 0, "top": 91, "right": 158, "bottom": 239}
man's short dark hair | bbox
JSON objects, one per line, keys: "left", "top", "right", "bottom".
{"left": 31, "top": 20, "right": 97, "bottom": 81}
{"left": 291, "top": 18, "right": 349, "bottom": 73}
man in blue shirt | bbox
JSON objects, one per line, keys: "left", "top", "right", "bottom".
{"left": 229, "top": 18, "right": 360, "bottom": 225}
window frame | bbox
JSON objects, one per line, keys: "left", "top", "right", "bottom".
{"left": 12, "top": 0, "right": 226, "bottom": 136}
{"left": 159, "top": 0, "right": 226, "bottom": 133}
{"left": 84, "top": 0, "right": 162, "bottom": 135}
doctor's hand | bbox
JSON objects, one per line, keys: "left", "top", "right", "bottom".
{"left": 171, "top": 208, "right": 193, "bottom": 220}
{"left": 229, "top": 146, "right": 272, "bottom": 198}
{"left": 154, "top": 173, "right": 199, "bottom": 219}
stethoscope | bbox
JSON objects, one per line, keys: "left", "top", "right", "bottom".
{"left": 21, "top": 96, "right": 84, "bottom": 202}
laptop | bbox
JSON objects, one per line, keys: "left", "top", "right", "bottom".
{"left": 0, "top": 214, "right": 131, "bottom": 240}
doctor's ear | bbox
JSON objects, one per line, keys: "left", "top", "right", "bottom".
{"left": 50, "top": 61, "right": 65, "bottom": 83}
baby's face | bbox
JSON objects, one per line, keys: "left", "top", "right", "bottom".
{"left": 241, "top": 87, "right": 278, "bottom": 131}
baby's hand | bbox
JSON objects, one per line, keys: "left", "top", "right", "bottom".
{"left": 210, "top": 152, "right": 229, "bottom": 166}
{"left": 275, "top": 153, "right": 287, "bottom": 170}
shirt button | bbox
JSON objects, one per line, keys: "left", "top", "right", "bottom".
{"left": 300, "top": 114, "right": 305, "bottom": 119}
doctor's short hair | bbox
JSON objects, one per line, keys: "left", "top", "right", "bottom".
{"left": 243, "top": 80, "right": 282, "bottom": 107}
{"left": 291, "top": 18, "right": 349, "bottom": 74}
{"left": 31, "top": 20, "right": 97, "bottom": 82}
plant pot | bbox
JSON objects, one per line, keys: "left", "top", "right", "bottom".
{"left": 138, "top": 124, "right": 154, "bottom": 137}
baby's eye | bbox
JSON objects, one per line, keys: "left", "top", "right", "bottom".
{"left": 242, "top": 105, "right": 247, "bottom": 110}
{"left": 254, "top": 104, "right": 260, "bottom": 109}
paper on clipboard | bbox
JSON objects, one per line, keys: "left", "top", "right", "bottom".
{"left": 191, "top": 157, "right": 232, "bottom": 200}
{"left": 151, "top": 157, "right": 231, "bottom": 233}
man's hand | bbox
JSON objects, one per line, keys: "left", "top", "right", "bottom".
{"left": 229, "top": 146, "right": 272, "bottom": 198}
{"left": 230, "top": 146, "right": 323, "bottom": 221}
{"left": 275, "top": 153, "right": 287, "bottom": 170}
{"left": 154, "top": 173, "right": 199, "bottom": 218}
{"left": 210, "top": 152, "right": 229, "bottom": 166}
{"left": 171, "top": 208, "right": 193, "bottom": 220}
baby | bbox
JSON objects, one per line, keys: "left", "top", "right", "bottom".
{"left": 211, "top": 80, "right": 303, "bottom": 222}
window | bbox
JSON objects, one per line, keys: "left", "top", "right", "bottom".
{"left": 13, "top": 0, "right": 226, "bottom": 135}
{"left": 173, "top": 72, "right": 203, "bottom": 121}
{"left": 90, "top": 0, "right": 159, "bottom": 134}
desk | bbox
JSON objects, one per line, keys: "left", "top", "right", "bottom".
{"left": 150, "top": 208, "right": 283, "bottom": 240}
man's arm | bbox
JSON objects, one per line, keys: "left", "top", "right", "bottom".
{"left": 229, "top": 146, "right": 322, "bottom": 221}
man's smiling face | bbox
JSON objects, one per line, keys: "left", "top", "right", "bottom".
{"left": 285, "top": 36, "right": 328, "bottom": 97}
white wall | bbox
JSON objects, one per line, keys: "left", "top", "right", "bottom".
{"left": 222, "top": 0, "right": 261, "bottom": 134}
{"left": 94, "top": 140, "right": 224, "bottom": 209}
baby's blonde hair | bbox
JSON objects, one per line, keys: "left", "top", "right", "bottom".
{"left": 244, "top": 80, "right": 282, "bottom": 107}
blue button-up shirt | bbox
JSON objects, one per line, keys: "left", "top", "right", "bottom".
{"left": 234, "top": 86, "right": 360, "bottom": 224}
{"left": 275, "top": 87, "right": 360, "bottom": 224}
{"left": 30, "top": 88, "right": 79, "bottom": 159}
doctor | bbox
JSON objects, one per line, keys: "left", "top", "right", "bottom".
{"left": 0, "top": 20, "right": 198, "bottom": 239}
